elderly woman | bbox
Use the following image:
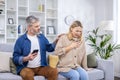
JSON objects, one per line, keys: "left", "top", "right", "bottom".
{"left": 55, "top": 21, "right": 91, "bottom": 80}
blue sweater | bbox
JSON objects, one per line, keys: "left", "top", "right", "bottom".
{"left": 13, "top": 33, "right": 55, "bottom": 74}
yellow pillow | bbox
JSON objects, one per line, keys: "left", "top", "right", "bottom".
{"left": 48, "top": 55, "right": 59, "bottom": 68}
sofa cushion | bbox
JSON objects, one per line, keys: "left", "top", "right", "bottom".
{"left": 87, "top": 53, "right": 98, "bottom": 68}
{"left": 88, "top": 69, "right": 104, "bottom": 80}
{"left": 0, "top": 43, "right": 14, "bottom": 52}
{"left": 0, "top": 73, "right": 22, "bottom": 80}
{"left": 10, "top": 57, "right": 17, "bottom": 74}
{"left": 0, "top": 73, "right": 46, "bottom": 80}
{"left": 0, "top": 70, "right": 104, "bottom": 80}
{"left": 0, "top": 73, "right": 67, "bottom": 80}
{"left": 58, "top": 74, "right": 67, "bottom": 80}
{"left": 48, "top": 54, "right": 59, "bottom": 68}
{"left": 0, "top": 52, "right": 12, "bottom": 72}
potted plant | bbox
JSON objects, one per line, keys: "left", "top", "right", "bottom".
{"left": 86, "top": 27, "right": 120, "bottom": 59}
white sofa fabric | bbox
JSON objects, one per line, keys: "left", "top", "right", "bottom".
{"left": 0, "top": 43, "right": 114, "bottom": 80}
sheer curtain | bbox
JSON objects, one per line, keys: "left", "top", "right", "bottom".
{"left": 113, "top": 0, "right": 120, "bottom": 77}
{"left": 115, "top": 0, "right": 120, "bottom": 44}
{"left": 117, "top": 0, "right": 120, "bottom": 44}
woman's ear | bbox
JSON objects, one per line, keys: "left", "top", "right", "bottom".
{"left": 70, "top": 27, "right": 73, "bottom": 32}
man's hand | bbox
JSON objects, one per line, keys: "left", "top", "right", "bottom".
{"left": 54, "top": 33, "right": 65, "bottom": 44}
{"left": 27, "top": 53, "right": 38, "bottom": 60}
{"left": 23, "top": 52, "right": 38, "bottom": 62}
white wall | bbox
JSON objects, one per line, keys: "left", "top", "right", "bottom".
{"left": 94, "top": 0, "right": 113, "bottom": 26}
{"left": 57, "top": 0, "right": 95, "bottom": 34}
{"left": 57, "top": 0, "right": 113, "bottom": 34}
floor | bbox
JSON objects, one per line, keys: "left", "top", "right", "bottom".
{"left": 115, "top": 77, "right": 120, "bottom": 80}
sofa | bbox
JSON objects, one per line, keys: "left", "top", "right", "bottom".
{"left": 0, "top": 43, "right": 114, "bottom": 80}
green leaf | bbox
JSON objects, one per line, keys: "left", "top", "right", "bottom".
{"left": 107, "top": 44, "right": 113, "bottom": 52}
{"left": 88, "top": 44, "right": 96, "bottom": 47}
{"left": 113, "top": 44, "right": 120, "bottom": 50}
{"left": 100, "top": 35, "right": 111, "bottom": 47}
{"left": 87, "top": 35, "right": 96, "bottom": 44}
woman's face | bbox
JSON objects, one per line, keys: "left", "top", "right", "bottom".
{"left": 71, "top": 26, "right": 82, "bottom": 38}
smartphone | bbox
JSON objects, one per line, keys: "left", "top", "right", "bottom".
{"left": 32, "top": 49, "right": 38, "bottom": 54}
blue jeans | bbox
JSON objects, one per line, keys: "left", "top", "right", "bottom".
{"left": 59, "top": 67, "right": 89, "bottom": 80}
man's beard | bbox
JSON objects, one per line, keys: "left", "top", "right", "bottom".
{"left": 31, "top": 30, "right": 40, "bottom": 35}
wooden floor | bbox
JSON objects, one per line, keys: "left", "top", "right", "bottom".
{"left": 115, "top": 77, "right": 120, "bottom": 80}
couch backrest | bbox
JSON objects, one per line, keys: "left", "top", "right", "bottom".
{"left": 0, "top": 43, "right": 14, "bottom": 72}
{"left": 0, "top": 43, "right": 14, "bottom": 52}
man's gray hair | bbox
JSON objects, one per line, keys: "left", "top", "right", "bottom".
{"left": 26, "top": 15, "right": 39, "bottom": 26}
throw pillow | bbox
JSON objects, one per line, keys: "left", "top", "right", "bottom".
{"left": 9, "top": 57, "right": 17, "bottom": 74}
{"left": 87, "top": 53, "right": 98, "bottom": 68}
{"left": 0, "top": 52, "right": 12, "bottom": 72}
{"left": 48, "top": 54, "right": 59, "bottom": 68}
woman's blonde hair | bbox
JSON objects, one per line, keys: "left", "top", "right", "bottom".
{"left": 67, "top": 20, "right": 83, "bottom": 41}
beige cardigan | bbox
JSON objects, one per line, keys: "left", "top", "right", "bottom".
{"left": 54, "top": 34, "right": 88, "bottom": 72}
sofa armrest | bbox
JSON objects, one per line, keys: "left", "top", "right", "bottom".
{"left": 97, "top": 59, "right": 114, "bottom": 80}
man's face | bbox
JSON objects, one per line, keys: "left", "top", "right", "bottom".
{"left": 28, "top": 21, "right": 40, "bottom": 35}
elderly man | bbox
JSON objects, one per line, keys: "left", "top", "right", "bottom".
{"left": 13, "top": 15, "right": 59, "bottom": 80}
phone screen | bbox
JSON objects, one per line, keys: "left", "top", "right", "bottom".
{"left": 32, "top": 49, "right": 38, "bottom": 54}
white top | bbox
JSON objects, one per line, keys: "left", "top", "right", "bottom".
{"left": 27, "top": 35, "right": 41, "bottom": 68}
